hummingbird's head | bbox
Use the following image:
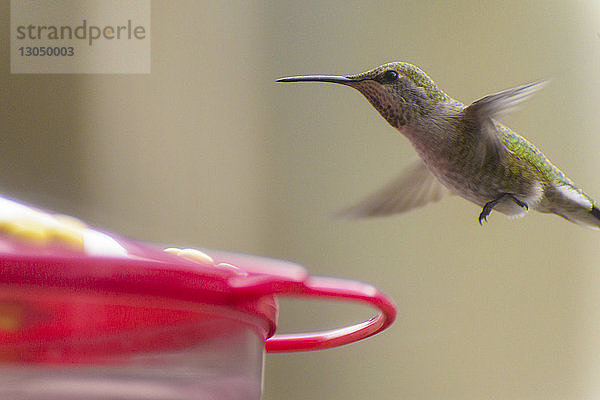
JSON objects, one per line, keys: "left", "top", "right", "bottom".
{"left": 277, "top": 62, "right": 450, "bottom": 129}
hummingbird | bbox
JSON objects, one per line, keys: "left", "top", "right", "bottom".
{"left": 277, "top": 62, "right": 600, "bottom": 229}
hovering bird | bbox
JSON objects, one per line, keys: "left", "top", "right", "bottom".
{"left": 277, "top": 62, "right": 600, "bottom": 228}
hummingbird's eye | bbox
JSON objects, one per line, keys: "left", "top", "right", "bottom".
{"left": 382, "top": 70, "right": 399, "bottom": 83}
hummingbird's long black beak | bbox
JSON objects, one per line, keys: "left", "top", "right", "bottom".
{"left": 276, "top": 75, "right": 360, "bottom": 84}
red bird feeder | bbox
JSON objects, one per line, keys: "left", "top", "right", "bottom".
{"left": 0, "top": 197, "right": 396, "bottom": 399}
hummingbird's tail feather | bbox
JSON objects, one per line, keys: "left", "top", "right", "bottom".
{"left": 567, "top": 205, "right": 600, "bottom": 229}
{"left": 336, "top": 159, "right": 447, "bottom": 219}
{"left": 590, "top": 206, "right": 600, "bottom": 227}
{"left": 547, "top": 185, "right": 600, "bottom": 230}
{"left": 554, "top": 206, "right": 600, "bottom": 230}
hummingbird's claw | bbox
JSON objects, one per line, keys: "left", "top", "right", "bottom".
{"left": 478, "top": 193, "right": 528, "bottom": 226}
{"left": 478, "top": 205, "right": 493, "bottom": 225}
{"left": 515, "top": 198, "right": 528, "bottom": 210}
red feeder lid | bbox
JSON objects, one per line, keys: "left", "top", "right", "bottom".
{"left": 0, "top": 197, "right": 396, "bottom": 362}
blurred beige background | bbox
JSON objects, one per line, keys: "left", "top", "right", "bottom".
{"left": 3, "top": 1, "right": 600, "bottom": 399}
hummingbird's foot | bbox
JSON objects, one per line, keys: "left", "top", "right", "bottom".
{"left": 478, "top": 193, "right": 528, "bottom": 225}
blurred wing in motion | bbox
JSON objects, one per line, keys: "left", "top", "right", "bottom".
{"left": 338, "top": 159, "right": 448, "bottom": 219}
